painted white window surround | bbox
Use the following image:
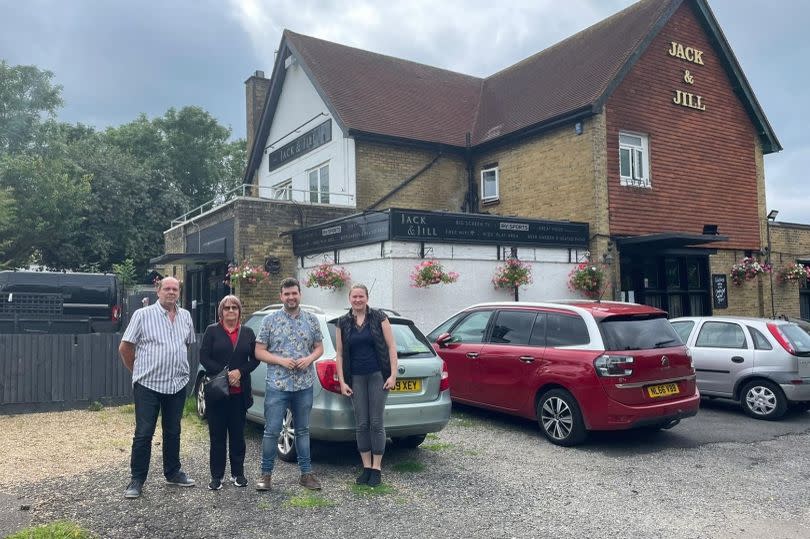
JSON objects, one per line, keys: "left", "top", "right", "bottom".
{"left": 308, "top": 163, "right": 330, "bottom": 203}
{"left": 481, "top": 167, "right": 499, "bottom": 202}
{"left": 619, "top": 132, "right": 651, "bottom": 188}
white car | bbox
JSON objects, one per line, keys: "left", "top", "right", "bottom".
{"left": 670, "top": 316, "right": 810, "bottom": 420}
{"left": 196, "top": 304, "right": 451, "bottom": 460}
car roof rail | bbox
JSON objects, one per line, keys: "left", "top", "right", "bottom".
{"left": 259, "top": 303, "right": 326, "bottom": 314}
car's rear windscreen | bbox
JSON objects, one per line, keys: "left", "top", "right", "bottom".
{"left": 599, "top": 315, "right": 683, "bottom": 351}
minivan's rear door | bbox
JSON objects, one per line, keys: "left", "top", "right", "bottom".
{"left": 596, "top": 314, "right": 696, "bottom": 405}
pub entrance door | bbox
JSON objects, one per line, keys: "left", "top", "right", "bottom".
{"left": 186, "top": 264, "right": 228, "bottom": 331}
{"left": 620, "top": 253, "right": 711, "bottom": 317}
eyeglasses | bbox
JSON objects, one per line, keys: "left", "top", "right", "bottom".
{"left": 223, "top": 305, "right": 240, "bottom": 311}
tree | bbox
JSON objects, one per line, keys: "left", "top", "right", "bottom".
{"left": 0, "top": 61, "right": 63, "bottom": 155}
{"left": 0, "top": 187, "right": 16, "bottom": 268}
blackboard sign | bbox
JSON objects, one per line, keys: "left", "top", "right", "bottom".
{"left": 712, "top": 274, "right": 728, "bottom": 309}
{"left": 268, "top": 119, "right": 332, "bottom": 172}
{"left": 389, "top": 209, "right": 589, "bottom": 248}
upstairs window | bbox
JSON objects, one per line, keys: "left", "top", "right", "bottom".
{"left": 308, "top": 163, "right": 330, "bottom": 203}
{"left": 271, "top": 179, "right": 292, "bottom": 200}
{"left": 481, "top": 165, "right": 499, "bottom": 202}
{"left": 619, "top": 132, "right": 650, "bottom": 188}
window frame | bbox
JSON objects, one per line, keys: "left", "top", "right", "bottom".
{"left": 618, "top": 131, "right": 651, "bottom": 188}
{"left": 307, "top": 162, "right": 330, "bottom": 203}
{"left": 480, "top": 165, "right": 499, "bottom": 203}
{"left": 271, "top": 179, "right": 292, "bottom": 201}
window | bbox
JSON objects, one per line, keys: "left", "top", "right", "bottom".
{"left": 619, "top": 132, "right": 650, "bottom": 187}
{"left": 546, "top": 313, "right": 590, "bottom": 347}
{"left": 489, "top": 310, "right": 537, "bottom": 345}
{"left": 308, "top": 163, "right": 329, "bottom": 203}
{"left": 450, "top": 311, "right": 493, "bottom": 343}
{"left": 481, "top": 166, "right": 499, "bottom": 202}
{"left": 271, "top": 179, "right": 292, "bottom": 200}
{"left": 671, "top": 321, "right": 694, "bottom": 344}
{"left": 695, "top": 322, "right": 747, "bottom": 349}
{"left": 747, "top": 326, "right": 772, "bottom": 350}
{"left": 599, "top": 316, "right": 681, "bottom": 351}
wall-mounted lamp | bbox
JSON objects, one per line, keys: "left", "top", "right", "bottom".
{"left": 602, "top": 252, "right": 614, "bottom": 265}
{"left": 767, "top": 209, "right": 779, "bottom": 221}
{"left": 702, "top": 224, "right": 718, "bottom": 235}
{"left": 574, "top": 122, "right": 583, "bottom": 135}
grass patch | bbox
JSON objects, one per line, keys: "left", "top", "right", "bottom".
{"left": 182, "top": 396, "right": 197, "bottom": 418}
{"left": 7, "top": 521, "right": 96, "bottom": 539}
{"left": 351, "top": 483, "right": 395, "bottom": 496}
{"left": 391, "top": 460, "right": 425, "bottom": 473}
{"left": 462, "top": 449, "right": 481, "bottom": 456}
{"left": 284, "top": 492, "right": 335, "bottom": 509}
{"left": 87, "top": 401, "right": 104, "bottom": 412}
{"left": 423, "top": 442, "right": 453, "bottom": 452}
{"left": 118, "top": 403, "right": 135, "bottom": 414}
{"left": 257, "top": 500, "right": 271, "bottom": 510}
{"left": 426, "top": 433, "right": 440, "bottom": 440}
{"left": 451, "top": 415, "right": 477, "bottom": 427}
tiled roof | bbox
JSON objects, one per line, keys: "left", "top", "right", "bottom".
{"left": 284, "top": 0, "right": 673, "bottom": 147}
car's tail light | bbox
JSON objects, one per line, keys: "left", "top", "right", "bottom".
{"left": 316, "top": 359, "right": 342, "bottom": 393}
{"left": 439, "top": 360, "right": 450, "bottom": 392}
{"left": 111, "top": 305, "right": 121, "bottom": 322}
{"left": 594, "top": 355, "right": 634, "bottom": 377}
{"left": 767, "top": 323, "right": 797, "bottom": 355}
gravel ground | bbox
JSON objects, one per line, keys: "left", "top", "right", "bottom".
{"left": 2, "top": 404, "right": 810, "bottom": 538}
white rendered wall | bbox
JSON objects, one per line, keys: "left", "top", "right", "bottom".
{"left": 257, "top": 60, "right": 356, "bottom": 206}
{"left": 297, "top": 242, "right": 589, "bottom": 333}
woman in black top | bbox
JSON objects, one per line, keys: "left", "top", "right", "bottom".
{"left": 199, "top": 295, "right": 259, "bottom": 490}
{"left": 335, "top": 284, "right": 398, "bottom": 487}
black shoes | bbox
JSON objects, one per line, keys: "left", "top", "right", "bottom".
{"left": 367, "top": 469, "right": 382, "bottom": 487}
{"left": 356, "top": 467, "right": 372, "bottom": 485}
{"left": 231, "top": 475, "right": 248, "bottom": 487}
{"left": 165, "top": 471, "right": 195, "bottom": 487}
{"left": 208, "top": 478, "right": 223, "bottom": 491}
{"left": 124, "top": 479, "right": 143, "bottom": 499}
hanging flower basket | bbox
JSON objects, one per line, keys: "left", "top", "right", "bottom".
{"left": 729, "top": 257, "right": 771, "bottom": 287}
{"left": 568, "top": 261, "right": 606, "bottom": 299}
{"left": 492, "top": 257, "right": 533, "bottom": 290}
{"left": 776, "top": 262, "right": 810, "bottom": 285}
{"left": 410, "top": 259, "right": 459, "bottom": 288}
{"left": 305, "top": 263, "right": 351, "bottom": 291}
{"left": 225, "top": 260, "right": 270, "bottom": 288}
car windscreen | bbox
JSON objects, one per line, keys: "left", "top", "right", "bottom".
{"left": 327, "top": 320, "right": 435, "bottom": 358}
{"left": 782, "top": 323, "right": 810, "bottom": 354}
{"left": 599, "top": 315, "right": 683, "bottom": 351}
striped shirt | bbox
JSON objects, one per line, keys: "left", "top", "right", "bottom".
{"left": 122, "top": 302, "right": 196, "bottom": 394}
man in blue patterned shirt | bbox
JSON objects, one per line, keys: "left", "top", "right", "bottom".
{"left": 255, "top": 277, "right": 324, "bottom": 491}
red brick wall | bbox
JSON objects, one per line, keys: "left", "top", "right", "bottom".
{"left": 605, "top": 2, "right": 762, "bottom": 250}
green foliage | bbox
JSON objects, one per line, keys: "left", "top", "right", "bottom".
{"left": 6, "top": 521, "right": 96, "bottom": 539}
{"left": 87, "top": 401, "right": 104, "bottom": 412}
{"left": 0, "top": 187, "right": 16, "bottom": 268}
{"left": 284, "top": 493, "right": 335, "bottom": 508}
{"left": 351, "top": 483, "right": 395, "bottom": 496}
{"left": 423, "top": 442, "right": 453, "bottom": 451}
{"left": 0, "top": 61, "right": 63, "bottom": 155}
{"left": 112, "top": 258, "right": 137, "bottom": 290}
{"left": 391, "top": 460, "right": 425, "bottom": 473}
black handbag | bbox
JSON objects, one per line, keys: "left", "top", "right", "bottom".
{"left": 204, "top": 366, "right": 230, "bottom": 401}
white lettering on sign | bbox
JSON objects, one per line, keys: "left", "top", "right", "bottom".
{"left": 499, "top": 222, "right": 530, "bottom": 232}
{"left": 322, "top": 225, "right": 342, "bottom": 236}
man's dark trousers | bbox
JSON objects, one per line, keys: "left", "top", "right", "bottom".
{"left": 131, "top": 382, "right": 186, "bottom": 481}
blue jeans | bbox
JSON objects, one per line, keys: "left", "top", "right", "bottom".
{"left": 261, "top": 386, "right": 313, "bottom": 474}
{"left": 130, "top": 383, "right": 186, "bottom": 482}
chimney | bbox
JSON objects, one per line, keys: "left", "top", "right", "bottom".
{"left": 245, "top": 70, "right": 271, "bottom": 166}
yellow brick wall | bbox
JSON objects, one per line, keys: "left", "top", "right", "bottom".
{"left": 768, "top": 222, "right": 810, "bottom": 319}
{"left": 355, "top": 141, "right": 468, "bottom": 211}
{"left": 709, "top": 249, "right": 767, "bottom": 317}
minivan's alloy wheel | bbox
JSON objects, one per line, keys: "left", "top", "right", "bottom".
{"left": 195, "top": 376, "right": 207, "bottom": 420}
{"left": 537, "top": 389, "right": 587, "bottom": 446}
{"left": 741, "top": 380, "right": 787, "bottom": 420}
{"left": 277, "top": 408, "right": 297, "bottom": 462}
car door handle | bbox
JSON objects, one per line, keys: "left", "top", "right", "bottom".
{"left": 731, "top": 356, "right": 744, "bottom": 363}
{"left": 466, "top": 352, "right": 479, "bottom": 359}
{"left": 519, "top": 356, "right": 535, "bottom": 363}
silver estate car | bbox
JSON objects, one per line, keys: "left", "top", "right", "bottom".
{"left": 195, "top": 304, "right": 451, "bottom": 460}
{"left": 670, "top": 316, "right": 810, "bottom": 420}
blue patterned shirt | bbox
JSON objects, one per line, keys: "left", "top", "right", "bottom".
{"left": 256, "top": 309, "right": 323, "bottom": 391}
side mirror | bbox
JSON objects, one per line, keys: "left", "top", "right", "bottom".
{"left": 435, "top": 332, "right": 453, "bottom": 348}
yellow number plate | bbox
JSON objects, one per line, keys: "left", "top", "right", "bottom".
{"left": 647, "top": 383, "right": 679, "bottom": 398}
{"left": 392, "top": 379, "right": 421, "bottom": 393}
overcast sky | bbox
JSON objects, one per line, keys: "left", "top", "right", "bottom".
{"left": 1, "top": 0, "right": 806, "bottom": 223}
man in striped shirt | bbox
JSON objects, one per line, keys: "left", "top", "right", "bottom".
{"left": 119, "top": 276, "right": 196, "bottom": 499}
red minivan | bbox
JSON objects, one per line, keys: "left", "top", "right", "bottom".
{"left": 428, "top": 301, "right": 699, "bottom": 446}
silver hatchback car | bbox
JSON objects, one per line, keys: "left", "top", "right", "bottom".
{"left": 195, "top": 304, "right": 451, "bottom": 460}
{"left": 670, "top": 316, "right": 810, "bottom": 420}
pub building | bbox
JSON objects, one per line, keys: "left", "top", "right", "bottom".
{"left": 155, "top": 0, "right": 810, "bottom": 332}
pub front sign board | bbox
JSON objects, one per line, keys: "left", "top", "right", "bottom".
{"left": 268, "top": 119, "right": 332, "bottom": 172}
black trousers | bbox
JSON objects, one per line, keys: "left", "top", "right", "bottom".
{"left": 130, "top": 383, "right": 186, "bottom": 482}
{"left": 206, "top": 393, "right": 248, "bottom": 479}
